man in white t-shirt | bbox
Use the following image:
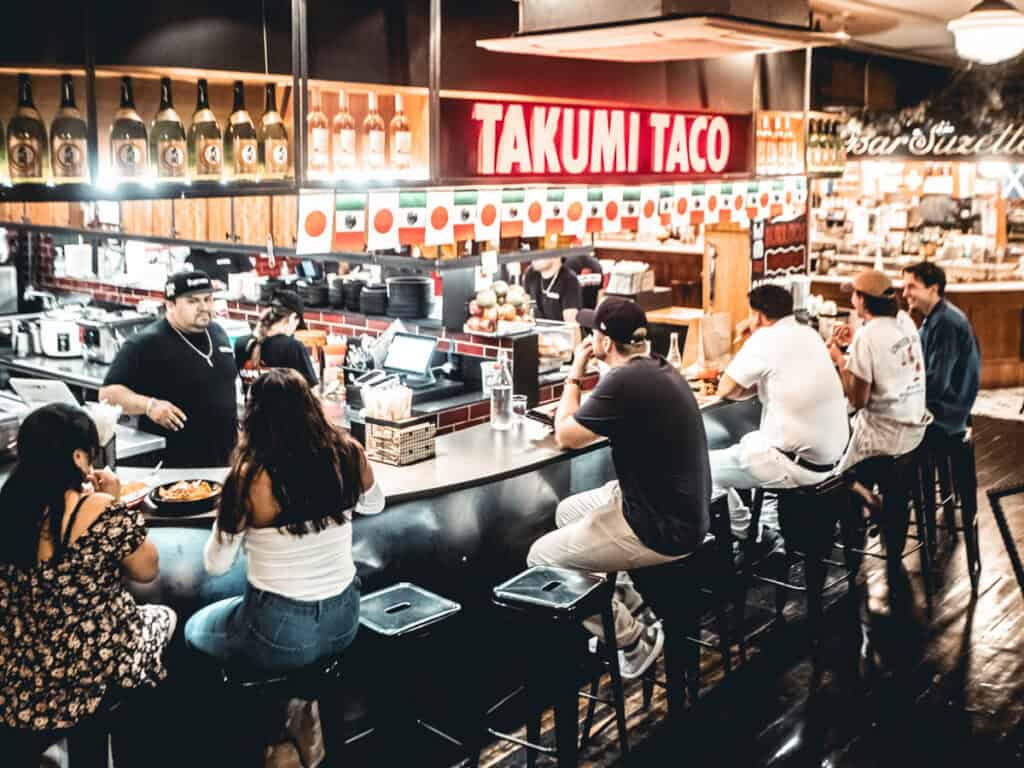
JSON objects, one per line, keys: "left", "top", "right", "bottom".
{"left": 827, "top": 269, "right": 931, "bottom": 472}
{"left": 712, "top": 285, "right": 850, "bottom": 552}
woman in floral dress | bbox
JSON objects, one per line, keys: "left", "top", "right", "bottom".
{"left": 0, "top": 404, "right": 175, "bottom": 759}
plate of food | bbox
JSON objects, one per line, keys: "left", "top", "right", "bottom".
{"left": 148, "top": 479, "right": 223, "bottom": 517}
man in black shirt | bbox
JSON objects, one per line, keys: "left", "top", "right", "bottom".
{"left": 523, "top": 256, "right": 582, "bottom": 322}
{"left": 527, "top": 297, "right": 712, "bottom": 679}
{"left": 100, "top": 270, "right": 238, "bottom": 468}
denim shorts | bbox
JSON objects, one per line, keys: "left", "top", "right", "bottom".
{"left": 184, "top": 579, "right": 361, "bottom": 671}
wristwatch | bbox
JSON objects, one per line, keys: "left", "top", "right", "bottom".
{"left": 565, "top": 376, "right": 584, "bottom": 388}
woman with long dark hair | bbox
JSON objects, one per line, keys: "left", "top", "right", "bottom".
{"left": 235, "top": 289, "right": 318, "bottom": 400}
{"left": 184, "top": 368, "right": 383, "bottom": 670}
{"left": 0, "top": 404, "right": 174, "bottom": 733}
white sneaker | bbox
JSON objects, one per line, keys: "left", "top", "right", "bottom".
{"left": 618, "top": 625, "right": 665, "bottom": 680}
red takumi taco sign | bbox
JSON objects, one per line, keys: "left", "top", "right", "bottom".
{"left": 440, "top": 97, "right": 752, "bottom": 184}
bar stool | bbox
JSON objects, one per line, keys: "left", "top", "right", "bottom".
{"left": 739, "top": 476, "right": 860, "bottom": 682}
{"left": 484, "top": 566, "right": 628, "bottom": 767}
{"left": 923, "top": 429, "right": 981, "bottom": 590}
{"left": 987, "top": 483, "right": 1024, "bottom": 600}
{"left": 841, "top": 448, "right": 934, "bottom": 608}
{"left": 0, "top": 698, "right": 126, "bottom": 768}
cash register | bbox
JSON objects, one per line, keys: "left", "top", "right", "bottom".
{"left": 349, "top": 333, "right": 466, "bottom": 405}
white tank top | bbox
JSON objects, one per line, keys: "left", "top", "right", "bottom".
{"left": 243, "top": 517, "right": 356, "bottom": 601}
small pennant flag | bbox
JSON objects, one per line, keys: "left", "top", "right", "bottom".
{"left": 296, "top": 190, "right": 335, "bottom": 255}
{"left": 620, "top": 187, "right": 642, "bottom": 231}
{"left": 453, "top": 189, "right": 478, "bottom": 241}
{"left": 522, "top": 187, "right": 548, "bottom": 238}
{"left": 585, "top": 188, "right": 605, "bottom": 234}
{"left": 688, "top": 184, "right": 706, "bottom": 226}
{"left": 658, "top": 186, "right": 674, "bottom": 226}
{"left": 672, "top": 183, "right": 691, "bottom": 227}
{"left": 545, "top": 188, "right": 566, "bottom": 236}
{"left": 638, "top": 186, "right": 661, "bottom": 234}
{"left": 501, "top": 189, "right": 526, "bottom": 238}
{"left": 425, "top": 189, "right": 454, "bottom": 246}
{"left": 333, "top": 192, "right": 366, "bottom": 251}
{"left": 367, "top": 191, "right": 400, "bottom": 250}
{"left": 746, "top": 182, "right": 761, "bottom": 221}
{"left": 398, "top": 190, "right": 428, "bottom": 245}
{"left": 602, "top": 187, "right": 623, "bottom": 234}
{"left": 562, "top": 187, "right": 587, "bottom": 237}
{"left": 703, "top": 182, "right": 721, "bottom": 225}
{"left": 769, "top": 184, "right": 785, "bottom": 219}
{"left": 476, "top": 189, "right": 502, "bottom": 242}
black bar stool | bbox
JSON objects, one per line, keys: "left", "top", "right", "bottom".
{"left": 986, "top": 483, "right": 1024, "bottom": 599}
{"left": 485, "top": 566, "right": 628, "bottom": 768}
{"left": 0, "top": 698, "right": 125, "bottom": 768}
{"left": 923, "top": 429, "right": 981, "bottom": 590}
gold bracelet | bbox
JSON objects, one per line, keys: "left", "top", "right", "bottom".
{"left": 565, "top": 376, "right": 584, "bottom": 388}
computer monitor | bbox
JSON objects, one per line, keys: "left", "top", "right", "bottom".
{"left": 382, "top": 333, "right": 438, "bottom": 382}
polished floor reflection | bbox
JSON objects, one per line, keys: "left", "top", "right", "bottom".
{"left": 479, "top": 414, "right": 1024, "bottom": 767}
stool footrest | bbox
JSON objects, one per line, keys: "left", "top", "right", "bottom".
{"left": 487, "top": 728, "right": 557, "bottom": 755}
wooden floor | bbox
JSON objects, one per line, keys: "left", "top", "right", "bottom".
{"left": 474, "top": 415, "right": 1024, "bottom": 768}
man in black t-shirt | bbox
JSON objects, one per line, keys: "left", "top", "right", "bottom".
{"left": 527, "top": 297, "right": 711, "bottom": 680}
{"left": 100, "top": 271, "right": 238, "bottom": 468}
{"left": 523, "top": 256, "right": 582, "bottom": 322}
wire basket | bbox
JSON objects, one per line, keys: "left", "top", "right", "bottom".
{"left": 365, "top": 414, "right": 437, "bottom": 466}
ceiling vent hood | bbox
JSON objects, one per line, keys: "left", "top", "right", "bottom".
{"left": 478, "top": 0, "right": 846, "bottom": 62}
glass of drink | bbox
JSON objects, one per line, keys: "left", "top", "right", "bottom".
{"left": 512, "top": 394, "right": 528, "bottom": 423}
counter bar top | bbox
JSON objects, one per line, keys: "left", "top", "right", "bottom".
{"left": 0, "top": 354, "right": 110, "bottom": 390}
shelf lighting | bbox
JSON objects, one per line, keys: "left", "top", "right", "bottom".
{"left": 948, "top": 0, "right": 1024, "bottom": 64}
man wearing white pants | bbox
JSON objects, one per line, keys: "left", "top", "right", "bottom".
{"left": 527, "top": 298, "right": 712, "bottom": 680}
{"left": 711, "top": 284, "right": 849, "bottom": 556}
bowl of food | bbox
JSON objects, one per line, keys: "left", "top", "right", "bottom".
{"left": 148, "top": 479, "right": 222, "bottom": 517}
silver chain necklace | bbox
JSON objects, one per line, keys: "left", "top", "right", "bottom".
{"left": 542, "top": 267, "right": 561, "bottom": 298}
{"left": 172, "top": 326, "right": 214, "bottom": 368}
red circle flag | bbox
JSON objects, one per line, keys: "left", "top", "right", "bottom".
{"left": 760, "top": 192, "right": 770, "bottom": 207}
{"left": 480, "top": 204, "right": 497, "bottom": 227}
{"left": 785, "top": 191, "right": 793, "bottom": 203}
{"left": 528, "top": 201, "right": 543, "bottom": 223}
{"left": 430, "top": 207, "right": 449, "bottom": 230}
{"left": 304, "top": 210, "right": 327, "bottom": 238}
{"left": 734, "top": 194, "right": 744, "bottom": 210}
{"left": 676, "top": 198, "right": 688, "bottom": 215}
{"left": 707, "top": 196, "right": 718, "bottom": 212}
{"left": 605, "top": 201, "right": 618, "bottom": 220}
{"left": 373, "top": 209, "right": 394, "bottom": 234}
{"left": 642, "top": 200, "right": 656, "bottom": 218}
{"left": 567, "top": 201, "right": 583, "bottom": 221}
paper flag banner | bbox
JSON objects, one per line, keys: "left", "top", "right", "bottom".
{"left": 476, "top": 189, "right": 502, "bottom": 242}
{"left": 367, "top": 191, "right": 400, "bottom": 250}
{"left": 397, "top": 190, "right": 428, "bottom": 245}
{"left": 296, "top": 190, "right": 335, "bottom": 255}
{"left": 453, "top": 189, "right": 478, "bottom": 241}
{"left": 545, "top": 188, "right": 566, "bottom": 236}
{"left": 333, "top": 192, "right": 366, "bottom": 251}
{"left": 562, "top": 187, "right": 587, "bottom": 237}
{"left": 672, "top": 184, "right": 691, "bottom": 227}
{"left": 501, "top": 188, "right": 526, "bottom": 238}
{"left": 658, "top": 186, "right": 674, "bottom": 226}
{"left": 522, "top": 187, "right": 548, "bottom": 238}
{"left": 602, "top": 187, "right": 623, "bottom": 234}
{"left": 620, "top": 187, "right": 642, "bottom": 231}
{"left": 638, "top": 186, "right": 661, "bottom": 234}
{"left": 585, "top": 188, "right": 604, "bottom": 234}
{"left": 746, "top": 182, "right": 761, "bottom": 221}
{"left": 703, "top": 182, "right": 721, "bottom": 225}
{"left": 425, "top": 189, "right": 454, "bottom": 246}
{"left": 688, "top": 184, "right": 706, "bottom": 226}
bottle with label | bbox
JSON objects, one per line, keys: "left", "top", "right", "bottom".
{"left": 150, "top": 77, "right": 187, "bottom": 179}
{"left": 760, "top": 114, "right": 776, "bottom": 175}
{"left": 189, "top": 79, "right": 223, "bottom": 180}
{"left": 490, "top": 349, "right": 514, "bottom": 431}
{"left": 809, "top": 118, "right": 821, "bottom": 171}
{"left": 389, "top": 92, "right": 411, "bottom": 171}
{"left": 259, "top": 83, "right": 289, "bottom": 178}
{"left": 837, "top": 120, "right": 847, "bottom": 169}
{"left": 331, "top": 90, "right": 356, "bottom": 174}
{"left": 51, "top": 75, "right": 88, "bottom": 183}
{"left": 8, "top": 74, "right": 47, "bottom": 183}
{"left": 307, "top": 88, "right": 329, "bottom": 176}
{"left": 225, "top": 81, "right": 258, "bottom": 179}
{"left": 110, "top": 76, "right": 147, "bottom": 178}
{"left": 666, "top": 331, "right": 683, "bottom": 374}
{"left": 362, "top": 91, "right": 386, "bottom": 171}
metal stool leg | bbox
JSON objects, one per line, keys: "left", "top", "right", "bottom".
{"left": 579, "top": 675, "right": 600, "bottom": 748}
{"left": 908, "top": 466, "right": 935, "bottom": 611}
{"left": 599, "top": 602, "right": 629, "bottom": 760}
{"left": 989, "top": 490, "right": 1024, "bottom": 598}
{"left": 661, "top": 619, "right": 687, "bottom": 718}
{"left": 955, "top": 440, "right": 982, "bottom": 591}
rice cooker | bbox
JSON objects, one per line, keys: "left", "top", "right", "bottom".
{"left": 39, "top": 310, "right": 83, "bottom": 358}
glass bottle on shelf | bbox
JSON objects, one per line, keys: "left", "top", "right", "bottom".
{"left": 189, "top": 79, "right": 223, "bottom": 180}
{"left": 307, "top": 88, "right": 329, "bottom": 176}
{"left": 756, "top": 114, "right": 770, "bottom": 174}
{"left": 490, "top": 349, "right": 514, "bottom": 431}
{"left": 151, "top": 77, "right": 187, "bottom": 179}
{"left": 259, "top": 83, "right": 289, "bottom": 178}
{"left": 225, "top": 80, "right": 258, "bottom": 180}
{"left": 362, "top": 91, "right": 386, "bottom": 172}
{"left": 836, "top": 120, "right": 847, "bottom": 169}
{"left": 389, "top": 92, "right": 411, "bottom": 171}
{"left": 826, "top": 120, "right": 838, "bottom": 172}
{"left": 331, "top": 89, "right": 356, "bottom": 174}
{"left": 667, "top": 332, "right": 683, "bottom": 374}
{"left": 110, "top": 76, "right": 147, "bottom": 179}
{"left": 51, "top": 75, "right": 88, "bottom": 183}
{"left": 9, "top": 73, "right": 47, "bottom": 183}
{"left": 772, "top": 115, "right": 785, "bottom": 174}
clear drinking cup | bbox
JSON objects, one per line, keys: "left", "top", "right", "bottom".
{"left": 512, "top": 394, "right": 528, "bottom": 423}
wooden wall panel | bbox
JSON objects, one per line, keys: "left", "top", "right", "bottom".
{"left": 235, "top": 197, "right": 272, "bottom": 246}
{"left": 205, "top": 198, "right": 232, "bottom": 244}
{"left": 272, "top": 195, "right": 298, "bottom": 248}
{"left": 703, "top": 226, "right": 751, "bottom": 342}
{"left": 172, "top": 198, "right": 206, "bottom": 242}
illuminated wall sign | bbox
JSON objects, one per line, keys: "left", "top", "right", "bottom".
{"left": 847, "top": 120, "right": 1024, "bottom": 160}
{"left": 439, "top": 97, "right": 752, "bottom": 183}
{"left": 750, "top": 217, "right": 807, "bottom": 285}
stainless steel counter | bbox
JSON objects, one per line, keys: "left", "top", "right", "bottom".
{"left": 0, "top": 353, "right": 111, "bottom": 390}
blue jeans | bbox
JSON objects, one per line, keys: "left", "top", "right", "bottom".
{"left": 184, "top": 581, "right": 361, "bottom": 671}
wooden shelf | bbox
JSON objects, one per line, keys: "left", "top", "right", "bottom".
{"left": 0, "top": 66, "right": 87, "bottom": 78}
{"left": 93, "top": 65, "right": 292, "bottom": 86}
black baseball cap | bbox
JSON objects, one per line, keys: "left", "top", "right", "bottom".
{"left": 271, "top": 289, "right": 307, "bottom": 329}
{"left": 165, "top": 270, "right": 214, "bottom": 300}
{"left": 577, "top": 296, "right": 648, "bottom": 345}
